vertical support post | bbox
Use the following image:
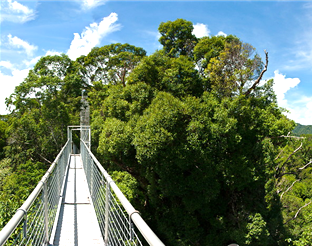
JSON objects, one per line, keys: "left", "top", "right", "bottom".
{"left": 71, "top": 130, "right": 73, "bottom": 154}
{"left": 129, "top": 218, "right": 134, "bottom": 242}
{"left": 62, "top": 143, "right": 69, "bottom": 177}
{"left": 68, "top": 127, "right": 73, "bottom": 154}
{"left": 89, "top": 127, "right": 91, "bottom": 149}
{"left": 22, "top": 212, "right": 27, "bottom": 240}
{"left": 90, "top": 156, "right": 93, "bottom": 197}
{"left": 57, "top": 155, "right": 61, "bottom": 195}
{"left": 104, "top": 182, "right": 110, "bottom": 245}
{"left": 43, "top": 182, "right": 49, "bottom": 245}
{"left": 67, "top": 126, "right": 72, "bottom": 154}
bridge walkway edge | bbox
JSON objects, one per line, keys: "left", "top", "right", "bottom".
{"left": 52, "top": 154, "right": 105, "bottom": 246}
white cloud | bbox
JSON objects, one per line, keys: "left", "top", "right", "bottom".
{"left": 272, "top": 70, "right": 300, "bottom": 108}
{"left": 217, "top": 31, "right": 227, "bottom": 37}
{"left": 0, "top": 0, "right": 35, "bottom": 23}
{"left": 67, "top": 12, "right": 121, "bottom": 60}
{"left": 271, "top": 70, "right": 312, "bottom": 125}
{"left": 45, "top": 50, "right": 62, "bottom": 56}
{"left": 0, "top": 68, "right": 29, "bottom": 115}
{"left": 22, "top": 50, "right": 62, "bottom": 67}
{"left": 192, "top": 23, "right": 210, "bottom": 38}
{"left": 7, "top": 34, "right": 38, "bottom": 57}
{"left": 144, "top": 31, "right": 162, "bottom": 53}
{"left": 23, "top": 56, "right": 41, "bottom": 67}
{"left": 145, "top": 31, "right": 161, "bottom": 41}
{"left": 0, "top": 61, "right": 14, "bottom": 70}
{"left": 284, "top": 96, "right": 312, "bottom": 125}
{"left": 81, "top": 0, "right": 107, "bottom": 9}
{"left": 8, "top": 0, "right": 33, "bottom": 14}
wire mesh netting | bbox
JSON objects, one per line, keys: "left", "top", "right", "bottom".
{"left": 1, "top": 141, "right": 71, "bottom": 246}
{"left": 81, "top": 141, "right": 144, "bottom": 246}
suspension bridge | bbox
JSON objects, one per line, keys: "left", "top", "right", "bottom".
{"left": 0, "top": 93, "right": 165, "bottom": 246}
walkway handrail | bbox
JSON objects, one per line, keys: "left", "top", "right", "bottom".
{"left": 0, "top": 139, "right": 71, "bottom": 246}
{"left": 81, "top": 140, "right": 165, "bottom": 246}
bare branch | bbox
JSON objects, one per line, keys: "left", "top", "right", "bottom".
{"left": 286, "top": 142, "right": 303, "bottom": 162}
{"left": 275, "top": 148, "right": 284, "bottom": 161}
{"left": 295, "top": 201, "right": 311, "bottom": 218}
{"left": 284, "top": 200, "right": 312, "bottom": 224}
{"left": 38, "top": 153, "right": 52, "bottom": 164}
{"left": 245, "top": 50, "right": 268, "bottom": 96}
{"left": 280, "top": 179, "right": 299, "bottom": 199}
{"left": 275, "top": 142, "right": 302, "bottom": 177}
{"left": 277, "top": 172, "right": 296, "bottom": 178}
{"left": 270, "top": 135, "right": 304, "bottom": 140}
{"left": 276, "top": 142, "right": 303, "bottom": 173}
{"left": 299, "top": 159, "right": 312, "bottom": 170}
{"left": 278, "top": 135, "right": 305, "bottom": 140}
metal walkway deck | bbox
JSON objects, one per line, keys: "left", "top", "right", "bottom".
{"left": 52, "top": 154, "right": 104, "bottom": 246}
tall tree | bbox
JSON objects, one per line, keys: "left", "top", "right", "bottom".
{"left": 128, "top": 51, "right": 203, "bottom": 98}
{"left": 5, "top": 54, "right": 85, "bottom": 167}
{"left": 77, "top": 43, "right": 146, "bottom": 86}
{"left": 193, "top": 35, "right": 238, "bottom": 77}
{"left": 93, "top": 81, "right": 294, "bottom": 245}
{"left": 91, "top": 22, "right": 294, "bottom": 243}
{"left": 206, "top": 39, "right": 265, "bottom": 98}
{"left": 0, "top": 54, "right": 86, "bottom": 228}
{"left": 158, "top": 19, "right": 198, "bottom": 57}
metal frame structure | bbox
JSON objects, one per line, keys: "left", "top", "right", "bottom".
{"left": 0, "top": 126, "right": 165, "bottom": 246}
{"left": 67, "top": 125, "right": 91, "bottom": 151}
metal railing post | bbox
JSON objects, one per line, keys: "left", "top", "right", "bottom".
{"left": 57, "top": 156, "right": 61, "bottom": 195}
{"left": 16, "top": 208, "right": 27, "bottom": 240}
{"left": 90, "top": 156, "right": 93, "bottom": 197}
{"left": 104, "top": 182, "right": 110, "bottom": 245}
{"left": 43, "top": 182, "right": 49, "bottom": 245}
{"left": 129, "top": 216, "right": 134, "bottom": 242}
{"left": 23, "top": 215, "right": 27, "bottom": 240}
{"left": 89, "top": 127, "right": 91, "bottom": 149}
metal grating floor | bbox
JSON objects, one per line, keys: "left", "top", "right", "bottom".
{"left": 52, "top": 155, "right": 105, "bottom": 246}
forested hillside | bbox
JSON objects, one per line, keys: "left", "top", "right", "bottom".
{"left": 293, "top": 123, "right": 312, "bottom": 136}
{"left": 1, "top": 19, "right": 312, "bottom": 245}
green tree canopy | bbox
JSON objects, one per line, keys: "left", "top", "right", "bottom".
{"left": 5, "top": 54, "right": 85, "bottom": 168}
{"left": 89, "top": 19, "right": 295, "bottom": 244}
{"left": 1, "top": 54, "right": 86, "bottom": 229}
{"left": 77, "top": 43, "right": 146, "bottom": 86}
{"left": 158, "top": 19, "right": 197, "bottom": 57}
{"left": 128, "top": 51, "right": 203, "bottom": 98}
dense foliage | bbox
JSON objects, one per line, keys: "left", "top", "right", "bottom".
{"left": 274, "top": 135, "right": 312, "bottom": 245}
{"left": 88, "top": 19, "right": 294, "bottom": 245}
{"left": 1, "top": 18, "right": 312, "bottom": 245}
{"left": 0, "top": 54, "right": 86, "bottom": 227}
{"left": 0, "top": 118, "right": 8, "bottom": 159}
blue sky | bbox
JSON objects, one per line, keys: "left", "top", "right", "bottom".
{"left": 1, "top": 0, "right": 312, "bottom": 125}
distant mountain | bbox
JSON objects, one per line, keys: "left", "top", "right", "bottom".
{"left": 292, "top": 123, "right": 312, "bottom": 136}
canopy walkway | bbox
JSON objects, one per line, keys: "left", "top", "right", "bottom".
{"left": 0, "top": 126, "right": 165, "bottom": 246}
